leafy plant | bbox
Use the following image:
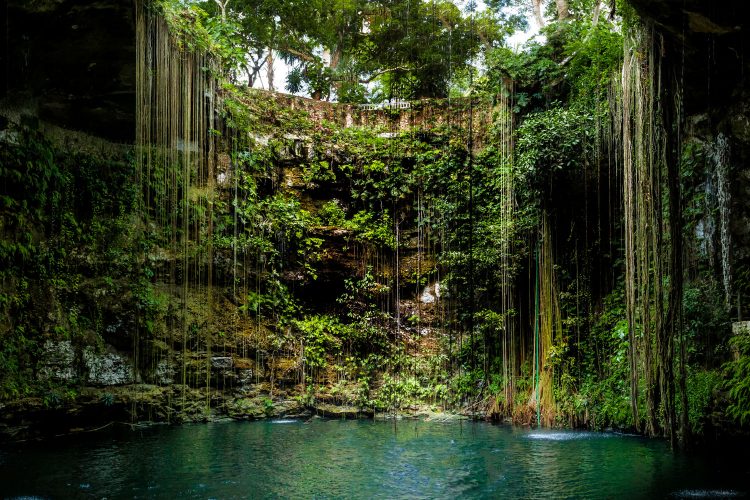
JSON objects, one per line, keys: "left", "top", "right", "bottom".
{"left": 723, "top": 331, "right": 750, "bottom": 426}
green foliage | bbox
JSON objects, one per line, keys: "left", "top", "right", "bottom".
{"left": 363, "top": 0, "right": 486, "bottom": 100}
{"left": 486, "top": 43, "right": 563, "bottom": 112}
{"left": 0, "top": 325, "right": 35, "bottom": 400}
{"left": 262, "top": 397, "right": 275, "bottom": 416}
{"left": 242, "top": 277, "right": 298, "bottom": 323}
{"left": 485, "top": 11, "right": 622, "bottom": 113}
{"left": 683, "top": 279, "right": 731, "bottom": 367}
{"left": 319, "top": 200, "right": 346, "bottom": 226}
{"left": 159, "top": 0, "right": 246, "bottom": 72}
{"left": 723, "top": 331, "right": 750, "bottom": 426}
{"left": 516, "top": 105, "right": 598, "bottom": 193}
{"left": 338, "top": 268, "right": 390, "bottom": 322}
{"left": 345, "top": 210, "right": 397, "bottom": 249}
{"left": 303, "top": 160, "right": 336, "bottom": 186}
{"left": 296, "top": 315, "right": 345, "bottom": 370}
{"left": 296, "top": 384, "right": 317, "bottom": 407}
{"left": 42, "top": 387, "right": 78, "bottom": 409}
{"left": 0, "top": 125, "right": 137, "bottom": 400}
{"left": 133, "top": 278, "right": 168, "bottom": 335}
{"left": 680, "top": 369, "right": 722, "bottom": 435}
{"left": 101, "top": 392, "right": 116, "bottom": 406}
{"left": 183, "top": 0, "right": 494, "bottom": 101}
{"left": 294, "top": 311, "right": 389, "bottom": 390}
{"left": 563, "top": 287, "right": 633, "bottom": 430}
{"left": 375, "top": 374, "right": 421, "bottom": 411}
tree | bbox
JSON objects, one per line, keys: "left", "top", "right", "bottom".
{"left": 361, "top": 0, "right": 487, "bottom": 100}
{"left": 487, "top": 0, "right": 600, "bottom": 28}
{"left": 199, "top": 0, "right": 510, "bottom": 101}
{"left": 282, "top": 0, "right": 370, "bottom": 100}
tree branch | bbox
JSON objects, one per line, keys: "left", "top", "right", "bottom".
{"left": 357, "top": 65, "right": 413, "bottom": 84}
{"left": 277, "top": 46, "right": 317, "bottom": 63}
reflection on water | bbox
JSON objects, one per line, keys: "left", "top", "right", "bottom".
{"left": 672, "top": 490, "right": 745, "bottom": 498}
{"left": 525, "top": 431, "right": 614, "bottom": 441}
{"left": 0, "top": 420, "right": 748, "bottom": 498}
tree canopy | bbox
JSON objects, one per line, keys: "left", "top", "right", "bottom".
{"left": 194, "top": 0, "right": 541, "bottom": 101}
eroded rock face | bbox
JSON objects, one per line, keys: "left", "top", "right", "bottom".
{"left": 419, "top": 281, "right": 441, "bottom": 304}
{"left": 3, "top": 0, "right": 136, "bottom": 141}
{"left": 211, "top": 357, "right": 233, "bottom": 370}
{"left": 154, "top": 359, "right": 176, "bottom": 385}
{"left": 83, "top": 346, "right": 134, "bottom": 386}
{"left": 37, "top": 340, "right": 76, "bottom": 382}
{"left": 237, "top": 369, "right": 254, "bottom": 387}
{"left": 628, "top": 0, "right": 750, "bottom": 315}
{"left": 626, "top": 0, "right": 748, "bottom": 116}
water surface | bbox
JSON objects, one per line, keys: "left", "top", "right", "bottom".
{"left": 1, "top": 419, "right": 747, "bottom": 498}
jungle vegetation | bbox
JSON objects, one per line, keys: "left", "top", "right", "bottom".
{"left": 1, "top": 0, "right": 748, "bottom": 449}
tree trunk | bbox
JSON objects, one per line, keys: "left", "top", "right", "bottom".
{"left": 592, "top": 1, "right": 602, "bottom": 26}
{"left": 555, "top": 0, "right": 570, "bottom": 20}
{"left": 330, "top": 43, "right": 343, "bottom": 100}
{"left": 330, "top": 46, "right": 342, "bottom": 71}
{"left": 531, "top": 0, "right": 545, "bottom": 27}
{"left": 214, "top": 0, "right": 229, "bottom": 21}
{"left": 266, "top": 49, "right": 274, "bottom": 91}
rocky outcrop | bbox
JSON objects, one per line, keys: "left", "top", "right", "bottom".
{"left": 627, "top": 0, "right": 750, "bottom": 316}
{"left": 627, "top": 0, "right": 747, "bottom": 115}
{"left": 37, "top": 341, "right": 136, "bottom": 386}
{"left": 83, "top": 347, "right": 135, "bottom": 386}
{"left": 2, "top": 0, "right": 136, "bottom": 142}
{"left": 37, "top": 340, "right": 77, "bottom": 383}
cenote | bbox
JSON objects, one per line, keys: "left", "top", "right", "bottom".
{"left": 1, "top": 420, "right": 748, "bottom": 498}
{"left": 3, "top": 0, "right": 750, "bottom": 496}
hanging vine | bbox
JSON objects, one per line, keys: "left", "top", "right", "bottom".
{"left": 136, "top": 0, "right": 220, "bottom": 414}
{"left": 614, "top": 22, "right": 687, "bottom": 446}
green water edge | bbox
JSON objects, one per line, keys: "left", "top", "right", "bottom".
{"left": 1, "top": 418, "right": 748, "bottom": 499}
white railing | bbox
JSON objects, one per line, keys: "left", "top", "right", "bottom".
{"left": 358, "top": 99, "right": 411, "bottom": 110}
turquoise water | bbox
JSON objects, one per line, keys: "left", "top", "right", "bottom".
{"left": 0, "top": 419, "right": 747, "bottom": 498}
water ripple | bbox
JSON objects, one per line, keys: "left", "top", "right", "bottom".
{"left": 672, "top": 490, "right": 746, "bottom": 498}
{"left": 525, "top": 431, "right": 613, "bottom": 441}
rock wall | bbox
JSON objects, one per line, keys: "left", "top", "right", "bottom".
{"left": 2, "top": 0, "right": 136, "bottom": 142}
{"left": 0, "top": 1, "right": 483, "bottom": 440}
{"left": 628, "top": 0, "right": 750, "bottom": 316}
{"left": 257, "top": 90, "right": 501, "bottom": 150}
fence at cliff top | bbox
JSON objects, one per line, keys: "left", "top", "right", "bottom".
{"left": 358, "top": 100, "right": 411, "bottom": 110}
{"left": 240, "top": 89, "right": 505, "bottom": 149}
